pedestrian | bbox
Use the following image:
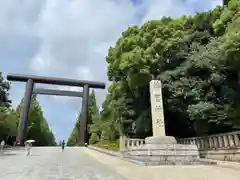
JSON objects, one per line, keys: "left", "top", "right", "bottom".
{"left": 25, "top": 142, "right": 31, "bottom": 156}
{"left": 1, "top": 140, "right": 5, "bottom": 152}
{"left": 29, "top": 142, "right": 32, "bottom": 155}
{"left": 61, "top": 140, "right": 65, "bottom": 152}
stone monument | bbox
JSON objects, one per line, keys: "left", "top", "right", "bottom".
{"left": 145, "top": 80, "right": 177, "bottom": 145}
{"left": 122, "top": 80, "right": 213, "bottom": 165}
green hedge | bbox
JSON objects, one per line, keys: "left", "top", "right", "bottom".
{"left": 93, "top": 140, "right": 119, "bottom": 151}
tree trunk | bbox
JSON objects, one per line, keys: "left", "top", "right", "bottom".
{"left": 223, "top": 0, "right": 229, "bottom": 6}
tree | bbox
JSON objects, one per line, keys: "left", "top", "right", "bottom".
{"left": 68, "top": 0, "right": 240, "bottom": 143}
{"left": 68, "top": 90, "right": 100, "bottom": 145}
{"left": 0, "top": 72, "right": 11, "bottom": 109}
{"left": 0, "top": 73, "right": 17, "bottom": 142}
{"left": 67, "top": 127, "right": 78, "bottom": 146}
{"left": 88, "top": 90, "right": 99, "bottom": 125}
{"left": 102, "top": 1, "right": 240, "bottom": 139}
{"left": 223, "top": 0, "right": 230, "bottom": 6}
{"left": 67, "top": 112, "right": 81, "bottom": 146}
{"left": 16, "top": 95, "right": 57, "bottom": 146}
{"left": 0, "top": 109, "right": 18, "bottom": 141}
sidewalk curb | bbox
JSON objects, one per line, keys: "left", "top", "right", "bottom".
{"left": 200, "top": 158, "right": 240, "bottom": 170}
{"left": 88, "top": 145, "right": 122, "bottom": 157}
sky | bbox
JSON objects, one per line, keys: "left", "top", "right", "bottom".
{"left": 0, "top": 0, "right": 222, "bottom": 142}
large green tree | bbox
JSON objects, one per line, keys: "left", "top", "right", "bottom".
{"left": 16, "top": 95, "right": 57, "bottom": 146}
{"left": 0, "top": 109, "right": 18, "bottom": 142}
{"left": 67, "top": 90, "right": 100, "bottom": 145}
{"left": 67, "top": 112, "right": 81, "bottom": 146}
{"left": 67, "top": 127, "right": 79, "bottom": 146}
{"left": 100, "top": 0, "right": 240, "bottom": 140}
{"left": 69, "top": 0, "right": 240, "bottom": 144}
{"left": 88, "top": 90, "right": 99, "bottom": 124}
{"left": 0, "top": 72, "right": 17, "bottom": 141}
{"left": 0, "top": 72, "right": 11, "bottom": 109}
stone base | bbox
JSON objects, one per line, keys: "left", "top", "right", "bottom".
{"left": 145, "top": 136, "right": 177, "bottom": 144}
{"left": 122, "top": 136, "right": 215, "bottom": 165}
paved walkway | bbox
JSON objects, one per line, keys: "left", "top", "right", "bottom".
{"left": 0, "top": 147, "right": 240, "bottom": 180}
{"left": 0, "top": 147, "right": 127, "bottom": 180}
{"left": 83, "top": 148, "right": 240, "bottom": 180}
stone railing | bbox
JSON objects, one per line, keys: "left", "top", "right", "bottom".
{"left": 118, "top": 132, "right": 240, "bottom": 161}
{"left": 120, "top": 131, "right": 240, "bottom": 151}
{"left": 119, "top": 136, "right": 145, "bottom": 151}
{"left": 178, "top": 131, "right": 240, "bottom": 150}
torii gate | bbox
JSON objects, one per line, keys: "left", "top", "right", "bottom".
{"left": 7, "top": 73, "right": 105, "bottom": 146}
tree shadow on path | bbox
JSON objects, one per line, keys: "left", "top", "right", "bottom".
{"left": 0, "top": 153, "right": 17, "bottom": 158}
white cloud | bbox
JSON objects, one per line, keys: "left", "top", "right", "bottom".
{"left": 139, "top": 0, "right": 222, "bottom": 24}
{"left": 51, "top": 85, "right": 82, "bottom": 102}
{"left": 75, "top": 66, "right": 94, "bottom": 81}
{"left": 29, "top": 0, "right": 138, "bottom": 81}
{"left": 140, "top": 0, "right": 192, "bottom": 23}
{"left": 0, "top": 0, "right": 222, "bottom": 106}
{"left": 30, "top": 56, "right": 51, "bottom": 71}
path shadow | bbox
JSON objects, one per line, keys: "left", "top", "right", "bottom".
{"left": 30, "top": 154, "right": 40, "bottom": 156}
{"left": 0, "top": 153, "right": 17, "bottom": 157}
{"left": 4, "top": 147, "right": 25, "bottom": 151}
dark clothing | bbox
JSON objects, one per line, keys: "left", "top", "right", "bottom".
{"left": 61, "top": 141, "right": 65, "bottom": 151}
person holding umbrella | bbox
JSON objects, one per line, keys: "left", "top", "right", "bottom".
{"left": 1, "top": 140, "right": 5, "bottom": 152}
{"left": 25, "top": 140, "right": 35, "bottom": 156}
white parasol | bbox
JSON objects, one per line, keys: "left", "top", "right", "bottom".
{"left": 25, "top": 140, "right": 35, "bottom": 143}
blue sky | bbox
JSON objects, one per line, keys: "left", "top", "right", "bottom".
{"left": 0, "top": 0, "right": 222, "bottom": 142}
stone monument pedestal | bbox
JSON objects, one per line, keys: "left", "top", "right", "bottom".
{"left": 122, "top": 80, "right": 215, "bottom": 165}
{"left": 122, "top": 136, "right": 213, "bottom": 165}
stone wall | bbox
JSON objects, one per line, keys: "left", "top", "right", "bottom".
{"left": 88, "top": 145, "right": 122, "bottom": 157}
{"left": 120, "top": 131, "right": 240, "bottom": 162}
{"left": 178, "top": 131, "right": 240, "bottom": 162}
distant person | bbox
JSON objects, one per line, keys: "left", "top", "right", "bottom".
{"left": 1, "top": 140, "right": 5, "bottom": 152}
{"left": 25, "top": 142, "right": 31, "bottom": 156}
{"left": 61, "top": 140, "right": 65, "bottom": 152}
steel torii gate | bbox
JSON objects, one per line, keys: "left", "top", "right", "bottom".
{"left": 7, "top": 73, "right": 105, "bottom": 146}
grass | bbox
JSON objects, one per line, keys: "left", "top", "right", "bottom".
{"left": 93, "top": 140, "right": 119, "bottom": 151}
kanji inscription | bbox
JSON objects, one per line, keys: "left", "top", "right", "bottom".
{"left": 150, "top": 80, "right": 166, "bottom": 136}
{"left": 155, "top": 94, "right": 161, "bottom": 102}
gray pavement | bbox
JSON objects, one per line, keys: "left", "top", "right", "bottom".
{"left": 1, "top": 147, "right": 240, "bottom": 180}
{"left": 84, "top": 147, "right": 240, "bottom": 180}
{"left": 0, "top": 147, "right": 127, "bottom": 180}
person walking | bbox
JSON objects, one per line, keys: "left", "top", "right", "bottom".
{"left": 61, "top": 140, "right": 65, "bottom": 152}
{"left": 1, "top": 140, "right": 5, "bottom": 152}
{"left": 25, "top": 142, "right": 32, "bottom": 156}
{"left": 25, "top": 142, "right": 29, "bottom": 156}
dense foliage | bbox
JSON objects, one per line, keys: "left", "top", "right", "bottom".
{"left": 16, "top": 95, "right": 57, "bottom": 146}
{"left": 0, "top": 72, "right": 57, "bottom": 146}
{"left": 67, "top": 90, "right": 99, "bottom": 146}
{"left": 67, "top": 113, "right": 80, "bottom": 146}
{"left": 86, "top": 0, "right": 240, "bottom": 145}
{"left": 0, "top": 72, "right": 18, "bottom": 142}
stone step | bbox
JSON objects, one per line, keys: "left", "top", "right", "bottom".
{"left": 123, "top": 155, "right": 217, "bottom": 166}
